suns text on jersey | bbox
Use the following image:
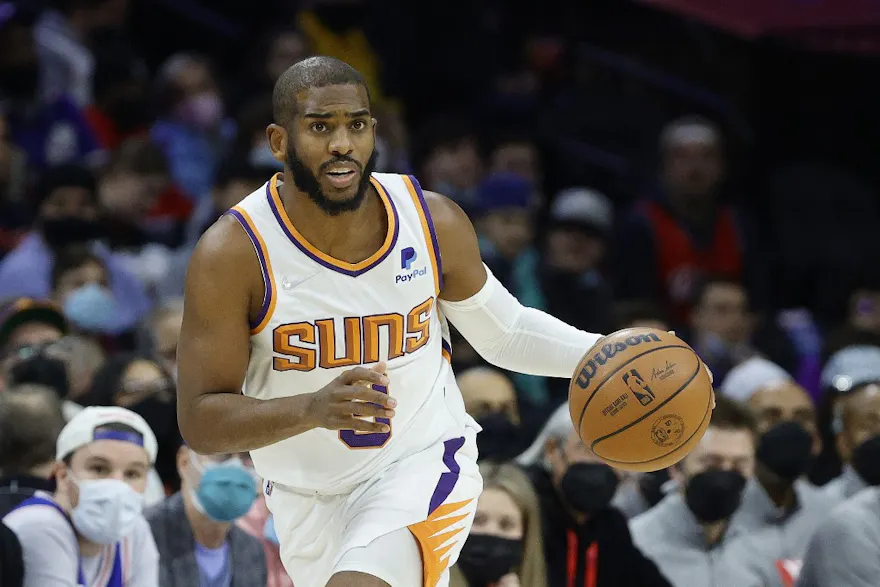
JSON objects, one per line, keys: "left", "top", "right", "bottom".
{"left": 271, "top": 297, "right": 434, "bottom": 370}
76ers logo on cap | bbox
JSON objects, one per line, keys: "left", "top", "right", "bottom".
{"left": 401, "top": 247, "right": 417, "bottom": 270}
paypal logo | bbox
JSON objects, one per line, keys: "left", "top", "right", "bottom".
{"left": 401, "top": 247, "right": 417, "bottom": 270}
{"left": 396, "top": 247, "right": 426, "bottom": 284}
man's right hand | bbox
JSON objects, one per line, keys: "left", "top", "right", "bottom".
{"left": 306, "top": 362, "right": 396, "bottom": 433}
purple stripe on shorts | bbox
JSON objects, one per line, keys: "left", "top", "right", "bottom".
{"left": 428, "top": 436, "right": 465, "bottom": 515}
{"left": 441, "top": 338, "right": 452, "bottom": 356}
{"left": 266, "top": 179, "right": 400, "bottom": 277}
{"left": 225, "top": 209, "right": 273, "bottom": 329}
{"left": 407, "top": 175, "right": 444, "bottom": 291}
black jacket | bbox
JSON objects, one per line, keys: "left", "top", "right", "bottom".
{"left": 526, "top": 466, "right": 671, "bottom": 587}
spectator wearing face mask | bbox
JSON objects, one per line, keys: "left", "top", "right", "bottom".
{"left": 146, "top": 447, "right": 267, "bottom": 587}
{"left": 50, "top": 245, "right": 130, "bottom": 339}
{"left": 80, "top": 354, "right": 179, "bottom": 501}
{"left": 98, "top": 138, "right": 187, "bottom": 286}
{"left": 5, "top": 340, "right": 85, "bottom": 421}
{"left": 449, "top": 463, "right": 547, "bottom": 587}
{"left": 0, "top": 165, "right": 151, "bottom": 329}
{"left": 150, "top": 53, "right": 234, "bottom": 201}
{"left": 0, "top": 386, "right": 66, "bottom": 513}
{"left": 722, "top": 358, "right": 826, "bottom": 538}
{"left": 540, "top": 187, "right": 614, "bottom": 335}
{"left": 629, "top": 397, "right": 758, "bottom": 587}
{"left": 458, "top": 367, "right": 525, "bottom": 462}
{"left": 718, "top": 358, "right": 830, "bottom": 584}
{"left": 797, "top": 486, "right": 880, "bottom": 587}
{"left": 820, "top": 346, "right": 880, "bottom": 504}
{"left": 2, "top": 406, "right": 160, "bottom": 587}
{"left": 518, "top": 404, "right": 671, "bottom": 587}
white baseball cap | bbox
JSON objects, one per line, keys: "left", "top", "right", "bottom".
{"left": 550, "top": 187, "right": 613, "bottom": 233}
{"left": 56, "top": 406, "right": 158, "bottom": 463}
{"left": 720, "top": 357, "right": 793, "bottom": 403}
{"left": 822, "top": 345, "right": 880, "bottom": 393}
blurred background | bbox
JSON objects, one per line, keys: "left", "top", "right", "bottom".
{"left": 1, "top": 0, "right": 880, "bottom": 586}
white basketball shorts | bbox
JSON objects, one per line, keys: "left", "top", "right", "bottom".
{"left": 265, "top": 427, "right": 482, "bottom": 587}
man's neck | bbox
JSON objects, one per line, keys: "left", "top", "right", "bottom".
{"left": 668, "top": 191, "right": 715, "bottom": 227}
{"left": 280, "top": 170, "right": 384, "bottom": 262}
{"left": 757, "top": 468, "right": 797, "bottom": 510}
{"left": 701, "top": 520, "right": 727, "bottom": 546}
{"left": 183, "top": 492, "right": 230, "bottom": 549}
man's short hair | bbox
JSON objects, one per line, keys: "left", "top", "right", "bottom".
{"left": 0, "top": 388, "right": 66, "bottom": 474}
{"left": 272, "top": 56, "right": 370, "bottom": 126}
{"left": 709, "top": 395, "right": 757, "bottom": 436}
{"left": 50, "top": 246, "right": 105, "bottom": 292}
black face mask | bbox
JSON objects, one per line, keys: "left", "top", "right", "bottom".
{"left": 684, "top": 469, "right": 746, "bottom": 523}
{"left": 457, "top": 534, "right": 523, "bottom": 587}
{"left": 8, "top": 354, "right": 69, "bottom": 399}
{"left": 41, "top": 217, "right": 104, "bottom": 249}
{"left": 638, "top": 468, "right": 671, "bottom": 508}
{"left": 130, "top": 397, "right": 177, "bottom": 441}
{"left": 852, "top": 435, "right": 880, "bottom": 486}
{"left": 476, "top": 413, "right": 520, "bottom": 462}
{"left": 559, "top": 462, "right": 620, "bottom": 514}
{"left": 756, "top": 421, "right": 813, "bottom": 482}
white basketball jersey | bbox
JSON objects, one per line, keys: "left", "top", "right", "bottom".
{"left": 228, "top": 173, "right": 474, "bottom": 493}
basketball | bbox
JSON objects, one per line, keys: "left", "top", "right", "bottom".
{"left": 568, "top": 327, "right": 713, "bottom": 472}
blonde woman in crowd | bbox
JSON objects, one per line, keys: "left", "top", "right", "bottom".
{"left": 450, "top": 462, "right": 547, "bottom": 587}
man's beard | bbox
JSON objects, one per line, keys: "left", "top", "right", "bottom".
{"left": 287, "top": 148, "right": 378, "bottom": 216}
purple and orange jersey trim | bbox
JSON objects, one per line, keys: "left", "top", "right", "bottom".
{"left": 441, "top": 338, "right": 452, "bottom": 363}
{"left": 266, "top": 173, "right": 400, "bottom": 277}
{"left": 227, "top": 206, "right": 277, "bottom": 335}
{"left": 402, "top": 175, "right": 443, "bottom": 296}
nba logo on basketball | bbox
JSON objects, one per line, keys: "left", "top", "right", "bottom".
{"left": 622, "top": 369, "right": 656, "bottom": 406}
{"left": 401, "top": 247, "right": 417, "bottom": 269}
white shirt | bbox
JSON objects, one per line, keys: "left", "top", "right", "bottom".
{"left": 3, "top": 493, "right": 159, "bottom": 587}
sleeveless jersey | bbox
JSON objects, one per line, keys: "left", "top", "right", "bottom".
{"left": 228, "top": 173, "right": 473, "bottom": 493}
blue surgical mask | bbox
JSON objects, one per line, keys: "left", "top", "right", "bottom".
{"left": 263, "top": 514, "right": 279, "bottom": 545}
{"left": 249, "top": 144, "right": 283, "bottom": 170}
{"left": 63, "top": 282, "right": 119, "bottom": 333}
{"left": 190, "top": 452, "right": 256, "bottom": 522}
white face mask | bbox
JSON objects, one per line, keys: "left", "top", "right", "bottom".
{"left": 70, "top": 476, "right": 144, "bottom": 544}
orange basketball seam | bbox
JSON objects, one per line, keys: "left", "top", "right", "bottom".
{"left": 575, "top": 344, "right": 692, "bottom": 434}
{"left": 592, "top": 373, "right": 714, "bottom": 464}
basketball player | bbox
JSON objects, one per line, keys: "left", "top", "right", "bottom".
{"left": 177, "top": 56, "right": 607, "bottom": 587}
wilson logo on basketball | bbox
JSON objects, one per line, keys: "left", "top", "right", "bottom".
{"left": 574, "top": 332, "right": 662, "bottom": 390}
{"left": 622, "top": 369, "right": 656, "bottom": 406}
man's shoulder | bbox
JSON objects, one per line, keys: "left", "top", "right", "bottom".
{"left": 3, "top": 498, "right": 75, "bottom": 542}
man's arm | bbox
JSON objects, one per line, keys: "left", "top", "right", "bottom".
{"left": 177, "top": 216, "right": 393, "bottom": 454}
{"left": 427, "top": 192, "right": 604, "bottom": 379}
{"left": 796, "top": 507, "right": 880, "bottom": 587}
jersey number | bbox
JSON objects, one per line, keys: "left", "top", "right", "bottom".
{"left": 271, "top": 297, "right": 434, "bottom": 449}
{"left": 339, "top": 383, "right": 392, "bottom": 449}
